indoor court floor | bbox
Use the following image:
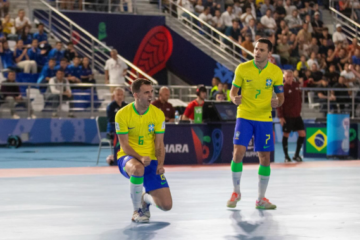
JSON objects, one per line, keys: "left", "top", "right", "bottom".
{"left": 1, "top": 145, "right": 360, "bottom": 240}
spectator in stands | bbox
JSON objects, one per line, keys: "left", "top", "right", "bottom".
{"left": 332, "top": 24, "right": 347, "bottom": 44}
{"left": 241, "top": 34, "right": 254, "bottom": 58}
{"left": 277, "top": 35, "right": 296, "bottom": 65}
{"left": 260, "top": 0, "right": 275, "bottom": 16}
{"left": 350, "top": 64, "right": 360, "bottom": 80}
{"left": 55, "top": 58, "right": 70, "bottom": 77}
{"left": 223, "top": 83, "right": 230, "bottom": 101}
{"left": 233, "top": 1, "right": 243, "bottom": 18}
{"left": 296, "top": 23, "right": 311, "bottom": 43}
{"left": 67, "top": 56, "right": 82, "bottom": 84}
{"left": 106, "top": 87, "right": 127, "bottom": 135}
{"left": 182, "top": 85, "right": 207, "bottom": 121}
{"left": 307, "top": 52, "right": 319, "bottom": 69}
{"left": 0, "top": 71, "right": 36, "bottom": 119}
{"left": 46, "top": 69, "right": 73, "bottom": 117}
{"left": 319, "top": 38, "right": 329, "bottom": 56}
{"left": 285, "top": 10, "right": 302, "bottom": 34}
{"left": 304, "top": 15, "right": 313, "bottom": 34}
{"left": 315, "top": 80, "right": 336, "bottom": 112}
{"left": 28, "top": 39, "right": 47, "bottom": 69}
{"left": 338, "top": 47, "right": 352, "bottom": 71}
{"left": 210, "top": 77, "right": 220, "bottom": 97}
{"left": 37, "top": 58, "right": 57, "bottom": 83}
{"left": 245, "top": 18, "right": 256, "bottom": 41}
{"left": 64, "top": 42, "right": 78, "bottom": 62}
{"left": 211, "top": 81, "right": 224, "bottom": 99}
{"left": 308, "top": 63, "right": 324, "bottom": 86}
{"left": 320, "top": 27, "right": 333, "bottom": 47}
{"left": 0, "top": 0, "right": 9, "bottom": 17}
{"left": 194, "top": 0, "right": 204, "bottom": 15}
{"left": 177, "top": 0, "right": 195, "bottom": 20}
{"left": 324, "top": 64, "right": 340, "bottom": 87}
{"left": 332, "top": 76, "right": 351, "bottom": 112}
{"left": 338, "top": 0, "right": 352, "bottom": 17}
{"left": 245, "top": 0, "right": 256, "bottom": 19}
{"left": 80, "top": 57, "right": 95, "bottom": 84}
{"left": 199, "top": 6, "right": 212, "bottom": 33}
{"left": 349, "top": 38, "right": 360, "bottom": 54}
{"left": 352, "top": 49, "right": 360, "bottom": 65}
{"left": 33, "top": 23, "right": 48, "bottom": 47}
{"left": 311, "top": 12, "right": 324, "bottom": 38}
{"left": 240, "top": 6, "right": 255, "bottom": 26}
{"left": 215, "top": 92, "right": 226, "bottom": 101}
{"left": 260, "top": 9, "right": 276, "bottom": 34}
{"left": 0, "top": 40, "right": 15, "bottom": 70}
{"left": 2, "top": 14, "right": 13, "bottom": 35}
{"left": 14, "top": 40, "right": 37, "bottom": 73}
{"left": 296, "top": 55, "right": 309, "bottom": 77}
{"left": 226, "top": 19, "right": 242, "bottom": 45}
{"left": 104, "top": 49, "right": 128, "bottom": 93}
{"left": 341, "top": 63, "right": 356, "bottom": 85}
{"left": 15, "top": 9, "right": 31, "bottom": 34}
{"left": 274, "top": 0, "right": 286, "bottom": 21}
{"left": 284, "top": 0, "right": 296, "bottom": 16}
{"left": 221, "top": 5, "right": 236, "bottom": 30}
{"left": 212, "top": 9, "right": 224, "bottom": 32}
{"left": 152, "top": 86, "right": 175, "bottom": 122}
{"left": 48, "top": 42, "right": 64, "bottom": 64}
{"left": 18, "top": 26, "right": 32, "bottom": 46}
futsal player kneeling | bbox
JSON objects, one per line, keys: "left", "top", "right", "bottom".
{"left": 115, "top": 79, "right": 172, "bottom": 223}
{"left": 228, "top": 39, "right": 284, "bottom": 210}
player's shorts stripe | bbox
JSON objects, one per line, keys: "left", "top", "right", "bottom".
{"left": 274, "top": 85, "right": 284, "bottom": 93}
{"left": 155, "top": 131, "right": 165, "bottom": 134}
{"left": 232, "top": 82, "right": 241, "bottom": 88}
{"left": 116, "top": 131, "right": 128, "bottom": 134}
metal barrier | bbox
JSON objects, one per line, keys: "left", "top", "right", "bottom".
{"left": 166, "top": 1, "right": 254, "bottom": 70}
{"left": 52, "top": 0, "right": 134, "bottom": 13}
{"left": 0, "top": 82, "right": 211, "bottom": 118}
{"left": 329, "top": 0, "right": 360, "bottom": 43}
{"left": 34, "top": 0, "right": 158, "bottom": 86}
{"left": 301, "top": 87, "right": 360, "bottom": 119}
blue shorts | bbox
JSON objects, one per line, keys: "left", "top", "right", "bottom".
{"left": 233, "top": 118, "right": 274, "bottom": 152}
{"left": 118, "top": 155, "right": 169, "bottom": 192}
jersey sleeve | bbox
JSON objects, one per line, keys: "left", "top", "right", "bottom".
{"left": 274, "top": 69, "right": 284, "bottom": 93}
{"left": 115, "top": 110, "right": 128, "bottom": 134}
{"left": 155, "top": 110, "right": 166, "bottom": 134}
{"left": 232, "top": 65, "right": 243, "bottom": 88}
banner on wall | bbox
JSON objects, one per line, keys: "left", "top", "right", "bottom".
{"left": 327, "top": 114, "right": 350, "bottom": 156}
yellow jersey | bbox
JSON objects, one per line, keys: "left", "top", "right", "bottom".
{"left": 115, "top": 102, "right": 166, "bottom": 160}
{"left": 232, "top": 60, "right": 284, "bottom": 122}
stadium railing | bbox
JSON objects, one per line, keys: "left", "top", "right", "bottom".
{"left": 329, "top": 0, "right": 360, "bottom": 43}
{"left": 166, "top": 1, "right": 254, "bottom": 70}
{"left": 52, "top": 0, "right": 134, "bottom": 13}
{"left": 1, "top": 83, "right": 360, "bottom": 119}
{"left": 0, "top": 82, "right": 211, "bottom": 118}
{"left": 33, "top": 0, "right": 158, "bottom": 86}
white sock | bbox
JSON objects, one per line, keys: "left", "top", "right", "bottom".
{"left": 144, "top": 193, "right": 157, "bottom": 206}
{"left": 232, "top": 172, "right": 242, "bottom": 195}
{"left": 130, "top": 177, "right": 144, "bottom": 211}
{"left": 258, "top": 175, "right": 270, "bottom": 201}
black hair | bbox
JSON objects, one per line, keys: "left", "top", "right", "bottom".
{"left": 196, "top": 85, "right": 207, "bottom": 96}
{"left": 256, "top": 38, "right": 273, "bottom": 52}
{"left": 67, "top": 42, "right": 73, "bottom": 46}
{"left": 56, "top": 41, "right": 62, "bottom": 45}
{"left": 131, "top": 78, "right": 152, "bottom": 93}
{"left": 60, "top": 58, "right": 68, "bottom": 62}
{"left": 38, "top": 23, "right": 44, "bottom": 27}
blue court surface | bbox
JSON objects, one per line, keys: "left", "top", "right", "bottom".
{"left": 1, "top": 143, "right": 359, "bottom": 240}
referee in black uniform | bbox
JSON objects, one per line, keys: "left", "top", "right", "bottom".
{"left": 277, "top": 70, "right": 306, "bottom": 162}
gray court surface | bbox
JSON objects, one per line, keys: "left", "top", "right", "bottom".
{"left": 1, "top": 165, "right": 360, "bottom": 240}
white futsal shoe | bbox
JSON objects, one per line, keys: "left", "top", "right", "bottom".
{"left": 132, "top": 209, "right": 149, "bottom": 223}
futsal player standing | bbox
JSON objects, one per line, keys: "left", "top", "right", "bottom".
{"left": 115, "top": 79, "right": 172, "bottom": 223}
{"left": 227, "top": 39, "right": 284, "bottom": 210}
{"left": 277, "top": 70, "right": 305, "bottom": 162}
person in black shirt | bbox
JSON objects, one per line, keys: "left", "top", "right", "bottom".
{"left": 324, "top": 64, "right": 340, "bottom": 87}
{"left": 106, "top": 87, "right": 127, "bottom": 165}
{"left": 315, "top": 80, "right": 336, "bottom": 114}
{"left": 64, "top": 42, "right": 78, "bottom": 62}
{"left": 311, "top": 12, "right": 324, "bottom": 38}
{"left": 308, "top": 63, "right": 323, "bottom": 87}
{"left": 275, "top": 0, "right": 286, "bottom": 22}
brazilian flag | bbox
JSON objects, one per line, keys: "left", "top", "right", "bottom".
{"left": 306, "top": 127, "right": 327, "bottom": 154}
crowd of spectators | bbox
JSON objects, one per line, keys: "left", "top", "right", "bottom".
{"left": 0, "top": 9, "right": 101, "bottom": 118}
{"left": 175, "top": 0, "right": 360, "bottom": 113}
